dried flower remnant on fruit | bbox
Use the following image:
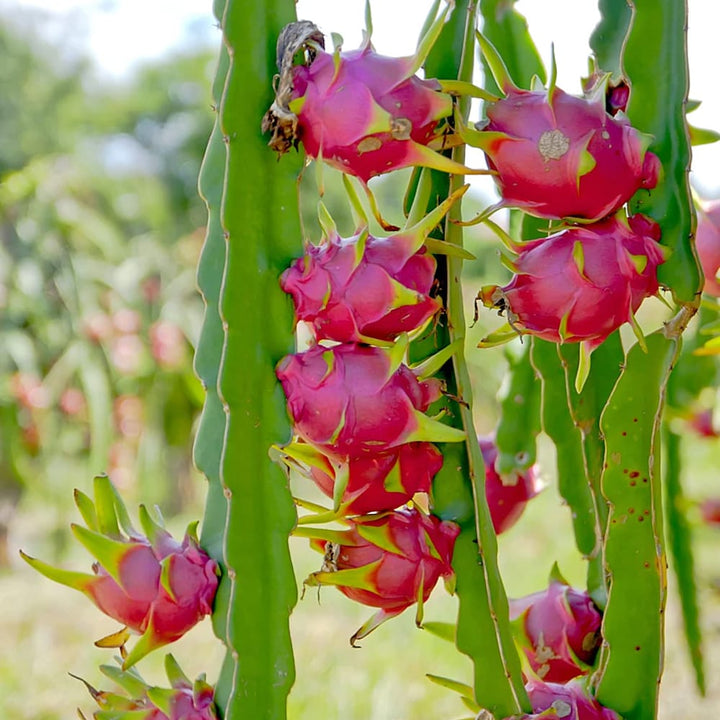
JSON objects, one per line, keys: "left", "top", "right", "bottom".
{"left": 262, "top": 15, "right": 477, "bottom": 182}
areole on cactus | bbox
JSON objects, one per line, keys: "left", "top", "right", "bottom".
{"left": 262, "top": 5, "right": 492, "bottom": 184}
{"left": 463, "top": 34, "right": 660, "bottom": 223}
{"left": 21, "top": 475, "right": 218, "bottom": 669}
{"left": 298, "top": 505, "right": 460, "bottom": 645}
{"left": 509, "top": 565, "right": 602, "bottom": 683}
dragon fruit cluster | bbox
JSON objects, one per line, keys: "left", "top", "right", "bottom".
{"left": 264, "top": 14, "right": 480, "bottom": 642}
{"left": 471, "top": 36, "right": 666, "bottom": 381}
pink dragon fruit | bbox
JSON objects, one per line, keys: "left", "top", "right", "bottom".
{"left": 262, "top": 11, "right": 480, "bottom": 185}
{"left": 305, "top": 441, "right": 443, "bottom": 516}
{"left": 479, "top": 436, "right": 541, "bottom": 534}
{"left": 699, "top": 497, "right": 720, "bottom": 526}
{"left": 304, "top": 506, "right": 460, "bottom": 644}
{"left": 509, "top": 569, "right": 602, "bottom": 682}
{"left": 476, "top": 214, "right": 665, "bottom": 368}
{"left": 467, "top": 36, "right": 659, "bottom": 221}
{"left": 77, "top": 654, "right": 217, "bottom": 720}
{"left": 21, "top": 475, "right": 218, "bottom": 668}
{"left": 276, "top": 342, "right": 465, "bottom": 459}
{"left": 514, "top": 679, "right": 621, "bottom": 720}
{"left": 687, "top": 408, "right": 718, "bottom": 438}
{"left": 695, "top": 200, "right": 720, "bottom": 297}
{"left": 280, "top": 188, "right": 467, "bottom": 343}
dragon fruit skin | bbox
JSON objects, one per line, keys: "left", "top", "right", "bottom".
{"left": 308, "top": 441, "right": 443, "bottom": 516}
{"left": 478, "top": 214, "right": 665, "bottom": 351}
{"left": 276, "top": 343, "right": 464, "bottom": 459}
{"left": 305, "top": 507, "right": 460, "bottom": 643}
{"left": 515, "top": 680, "right": 622, "bottom": 720}
{"left": 479, "top": 436, "right": 541, "bottom": 534}
{"left": 476, "top": 85, "right": 660, "bottom": 221}
{"left": 695, "top": 200, "right": 720, "bottom": 297}
{"left": 21, "top": 477, "right": 219, "bottom": 669}
{"left": 289, "top": 45, "right": 456, "bottom": 182}
{"left": 281, "top": 233, "right": 439, "bottom": 343}
{"left": 509, "top": 578, "right": 602, "bottom": 682}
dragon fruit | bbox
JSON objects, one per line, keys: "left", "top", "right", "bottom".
{"left": 514, "top": 679, "right": 621, "bottom": 720}
{"left": 297, "top": 441, "right": 443, "bottom": 516}
{"left": 695, "top": 200, "right": 720, "bottom": 297}
{"left": 262, "top": 10, "right": 484, "bottom": 184}
{"left": 276, "top": 342, "right": 464, "bottom": 459}
{"left": 699, "top": 497, "right": 720, "bottom": 526}
{"left": 304, "top": 506, "right": 460, "bottom": 644}
{"left": 509, "top": 570, "right": 602, "bottom": 682}
{"left": 467, "top": 36, "right": 659, "bottom": 221}
{"left": 280, "top": 188, "right": 468, "bottom": 343}
{"left": 77, "top": 654, "right": 217, "bottom": 720}
{"left": 477, "top": 214, "right": 665, "bottom": 370}
{"left": 479, "top": 436, "right": 541, "bottom": 534}
{"left": 21, "top": 475, "right": 218, "bottom": 668}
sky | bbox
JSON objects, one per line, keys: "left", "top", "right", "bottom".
{"left": 9, "top": 0, "right": 720, "bottom": 195}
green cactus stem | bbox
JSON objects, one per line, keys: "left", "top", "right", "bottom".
{"left": 416, "top": 1, "right": 529, "bottom": 715}
{"left": 195, "top": 0, "right": 302, "bottom": 717}
{"left": 592, "top": 332, "right": 677, "bottom": 720}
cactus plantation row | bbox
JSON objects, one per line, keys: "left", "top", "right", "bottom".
{"left": 21, "top": 1, "right": 720, "bottom": 719}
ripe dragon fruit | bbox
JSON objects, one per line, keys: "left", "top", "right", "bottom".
{"left": 509, "top": 569, "right": 602, "bottom": 682}
{"left": 285, "top": 440, "right": 443, "bottom": 516}
{"left": 303, "top": 506, "right": 460, "bottom": 644}
{"left": 21, "top": 475, "right": 218, "bottom": 668}
{"left": 280, "top": 187, "right": 467, "bottom": 344}
{"left": 465, "top": 35, "right": 660, "bottom": 221}
{"left": 512, "top": 679, "right": 621, "bottom": 720}
{"left": 262, "top": 10, "right": 483, "bottom": 185}
{"left": 479, "top": 436, "right": 541, "bottom": 534}
{"left": 695, "top": 200, "right": 720, "bottom": 297}
{"left": 276, "top": 341, "right": 465, "bottom": 459}
{"left": 77, "top": 653, "right": 217, "bottom": 720}
{"left": 476, "top": 214, "right": 665, "bottom": 383}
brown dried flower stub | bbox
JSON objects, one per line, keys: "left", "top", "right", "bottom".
{"left": 261, "top": 21, "right": 325, "bottom": 156}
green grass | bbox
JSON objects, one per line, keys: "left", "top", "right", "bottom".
{"left": 5, "top": 433, "right": 720, "bottom": 720}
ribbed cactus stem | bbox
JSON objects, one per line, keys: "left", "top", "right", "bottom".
{"left": 195, "top": 1, "right": 302, "bottom": 717}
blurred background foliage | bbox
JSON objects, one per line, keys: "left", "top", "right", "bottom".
{"left": 0, "top": 8, "right": 215, "bottom": 564}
